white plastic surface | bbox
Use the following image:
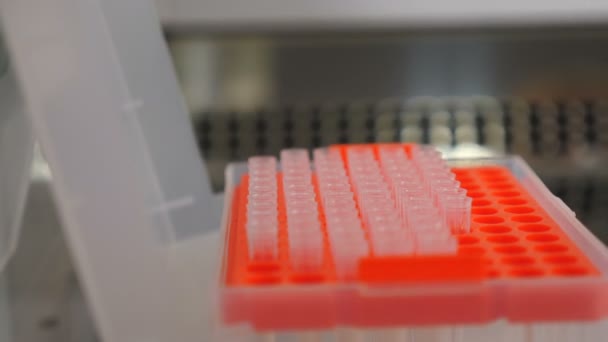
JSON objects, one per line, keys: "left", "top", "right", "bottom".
{"left": 0, "top": 54, "right": 33, "bottom": 273}
{"left": 0, "top": 0, "right": 219, "bottom": 341}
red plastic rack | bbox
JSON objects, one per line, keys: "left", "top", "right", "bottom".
{"left": 219, "top": 144, "right": 607, "bottom": 331}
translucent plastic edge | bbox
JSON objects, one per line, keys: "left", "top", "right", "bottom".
{"left": 0, "top": 68, "right": 33, "bottom": 273}
{"left": 0, "top": 150, "right": 31, "bottom": 273}
{"left": 209, "top": 318, "right": 608, "bottom": 341}
{"left": 218, "top": 164, "right": 241, "bottom": 287}
{"left": 210, "top": 163, "right": 246, "bottom": 339}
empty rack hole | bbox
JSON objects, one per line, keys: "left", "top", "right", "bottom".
{"left": 483, "top": 176, "right": 510, "bottom": 183}
{"left": 479, "top": 225, "right": 511, "bottom": 234}
{"left": 526, "top": 234, "right": 560, "bottom": 243}
{"left": 458, "top": 235, "right": 480, "bottom": 245}
{"left": 478, "top": 168, "right": 506, "bottom": 176}
{"left": 456, "top": 176, "right": 475, "bottom": 183}
{"left": 518, "top": 223, "right": 551, "bottom": 233}
{"left": 467, "top": 191, "right": 486, "bottom": 198}
{"left": 493, "top": 191, "right": 521, "bottom": 198}
{"left": 472, "top": 199, "right": 492, "bottom": 207}
{"left": 535, "top": 244, "right": 569, "bottom": 253}
{"left": 474, "top": 216, "right": 505, "bottom": 224}
{"left": 487, "top": 235, "right": 519, "bottom": 244}
{"left": 505, "top": 206, "right": 535, "bottom": 214}
{"left": 472, "top": 207, "right": 499, "bottom": 215}
{"left": 494, "top": 245, "right": 527, "bottom": 254}
{"left": 488, "top": 183, "right": 516, "bottom": 190}
{"left": 458, "top": 246, "right": 486, "bottom": 256}
{"left": 544, "top": 255, "right": 578, "bottom": 265}
{"left": 460, "top": 182, "right": 481, "bottom": 191}
{"left": 553, "top": 266, "right": 590, "bottom": 276}
{"left": 510, "top": 268, "right": 544, "bottom": 277}
{"left": 502, "top": 256, "right": 535, "bottom": 266}
{"left": 512, "top": 215, "right": 543, "bottom": 223}
{"left": 499, "top": 198, "right": 527, "bottom": 206}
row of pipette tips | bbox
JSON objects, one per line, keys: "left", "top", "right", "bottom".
{"left": 245, "top": 145, "right": 472, "bottom": 276}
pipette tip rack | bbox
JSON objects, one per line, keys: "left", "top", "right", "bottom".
{"left": 218, "top": 143, "right": 608, "bottom": 333}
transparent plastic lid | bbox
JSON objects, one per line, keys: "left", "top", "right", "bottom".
{"left": 1, "top": 0, "right": 219, "bottom": 340}
{"left": 0, "top": 36, "right": 33, "bottom": 273}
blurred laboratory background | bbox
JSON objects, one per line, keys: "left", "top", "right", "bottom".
{"left": 170, "top": 30, "right": 608, "bottom": 239}
{"left": 4, "top": 1, "right": 608, "bottom": 341}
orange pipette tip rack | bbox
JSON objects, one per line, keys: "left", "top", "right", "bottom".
{"left": 219, "top": 144, "right": 608, "bottom": 331}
